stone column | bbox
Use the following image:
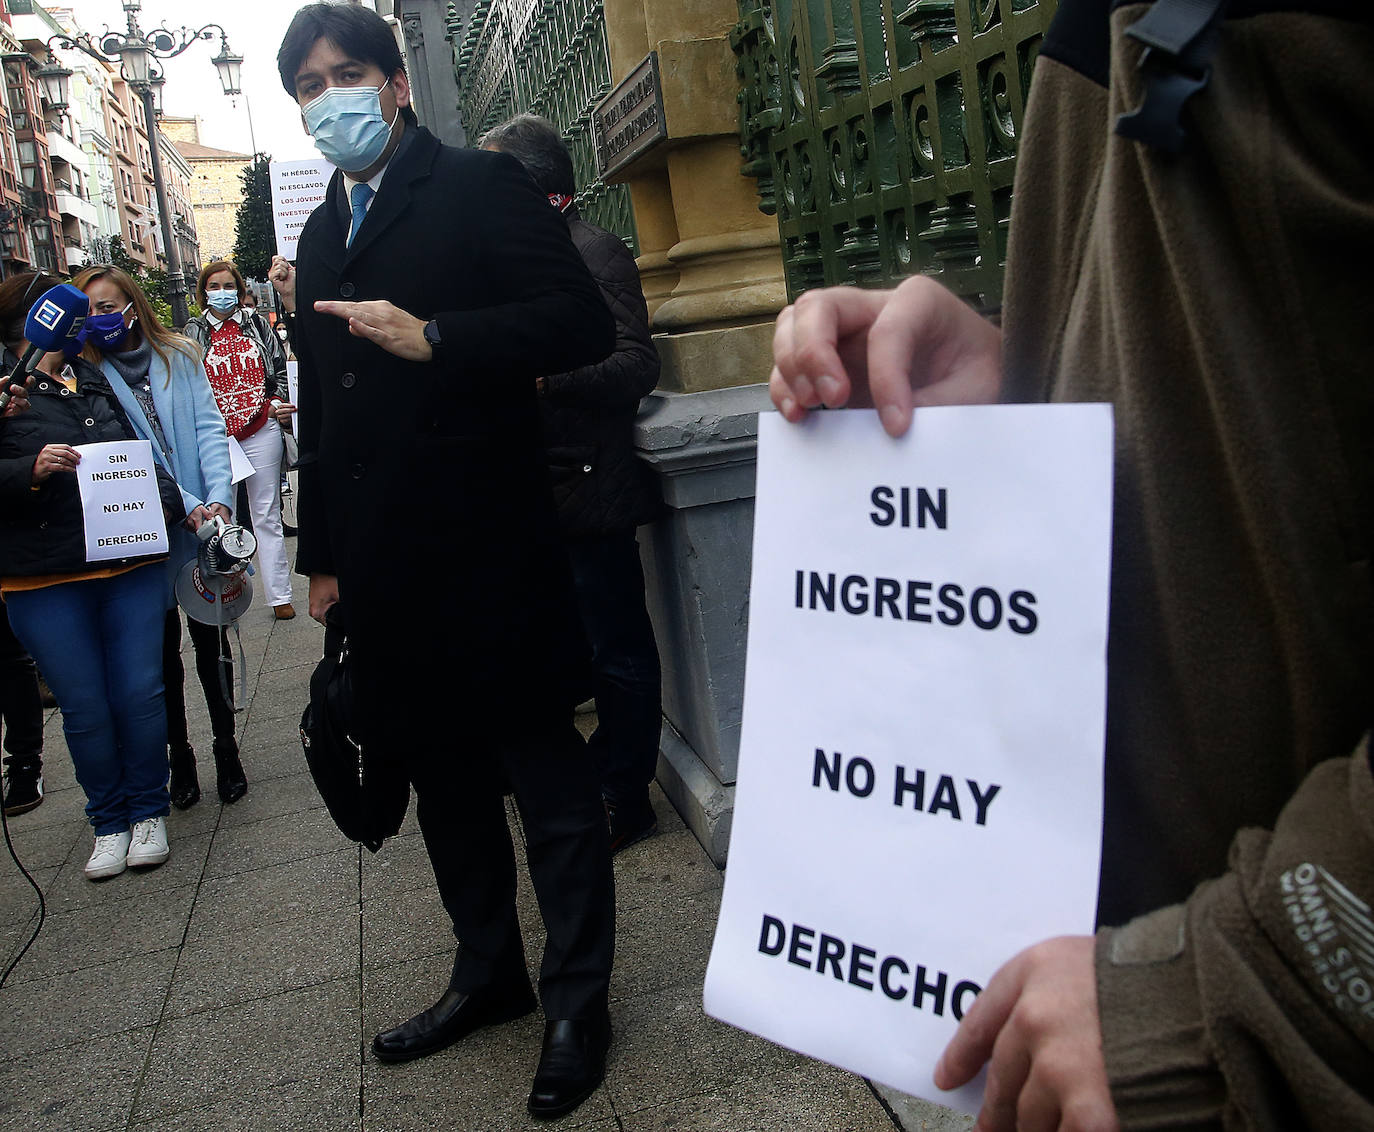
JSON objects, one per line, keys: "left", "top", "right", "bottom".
{"left": 601, "top": 0, "right": 786, "bottom": 863}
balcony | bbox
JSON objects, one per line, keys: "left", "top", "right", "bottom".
{"left": 55, "top": 188, "right": 97, "bottom": 226}
{"left": 45, "top": 128, "right": 85, "bottom": 167}
{"left": 18, "top": 185, "right": 45, "bottom": 218}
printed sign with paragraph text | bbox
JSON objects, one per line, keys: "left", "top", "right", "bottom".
{"left": 270, "top": 159, "right": 334, "bottom": 260}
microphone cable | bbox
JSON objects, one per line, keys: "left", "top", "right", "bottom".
{"left": 0, "top": 799, "right": 46, "bottom": 989}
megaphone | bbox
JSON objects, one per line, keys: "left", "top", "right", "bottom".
{"left": 176, "top": 517, "right": 258, "bottom": 715}
{"left": 175, "top": 517, "right": 257, "bottom": 626}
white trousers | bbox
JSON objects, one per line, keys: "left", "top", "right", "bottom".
{"left": 235, "top": 417, "right": 293, "bottom": 608}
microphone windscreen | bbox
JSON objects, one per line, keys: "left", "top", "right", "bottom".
{"left": 23, "top": 284, "right": 90, "bottom": 352}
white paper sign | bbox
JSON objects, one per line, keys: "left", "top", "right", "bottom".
{"left": 286, "top": 361, "right": 299, "bottom": 439}
{"left": 270, "top": 159, "right": 333, "bottom": 260}
{"left": 704, "top": 404, "right": 1115, "bottom": 1115}
{"left": 226, "top": 435, "right": 255, "bottom": 485}
{"left": 74, "top": 440, "right": 168, "bottom": 562}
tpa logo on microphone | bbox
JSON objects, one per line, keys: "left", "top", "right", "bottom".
{"left": 33, "top": 298, "right": 65, "bottom": 331}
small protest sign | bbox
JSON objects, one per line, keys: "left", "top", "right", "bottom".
{"left": 704, "top": 404, "right": 1115, "bottom": 1115}
{"left": 287, "top": 361, "right": 299, "bottom": 440}
{"left": 74, "top": 440, "right": 168, "bottom": 563}
{"left": 227, "top": 436, "right": 254, "bottom": 485}
{"left": 270, "top": 159, "right": 334, "bottom": 260}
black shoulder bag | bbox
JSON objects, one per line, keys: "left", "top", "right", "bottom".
{"left": 300, "top": 606, "right": 409, "bottom": 852}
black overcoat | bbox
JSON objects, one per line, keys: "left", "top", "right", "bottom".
{"left": 291, "top": 128, "right": 615, "bottom": 707}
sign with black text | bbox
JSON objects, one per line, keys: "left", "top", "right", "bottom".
{"left": 704, "top": 405, "right": 1114, "bottom": 1115}
{"left": 75, "top": 440, "right": 168, "bottom": 563}
{"left": 270, "top": 159, "right": 333, "bottom": 260}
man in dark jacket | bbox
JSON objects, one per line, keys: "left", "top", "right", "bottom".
{"left": 278, "top": 5, "right": 617, "bottom": 1121}
{"left": 481, "top": 114, "right": 664, "bottom": 855}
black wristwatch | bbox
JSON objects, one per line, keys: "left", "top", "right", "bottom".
{"left": 422, "top": 319, "right": 443, "bottom": 352}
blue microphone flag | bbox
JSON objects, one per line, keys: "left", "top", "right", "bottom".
{"left": 24, "top": 283, "right": 89, "bottom": 351}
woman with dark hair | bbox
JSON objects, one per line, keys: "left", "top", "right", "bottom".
{"left": 0, "top": 271, "right": 185, "bottom": 878}
{"left": 72, "top": 265, "right": 243, "bottom": 812}
{"left": 184, "top": 260, "right": 296, "bottom": 622}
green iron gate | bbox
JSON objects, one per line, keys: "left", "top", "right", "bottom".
{"left": 451, "top": 0, "right": 638, "bottom": 251}
{"left": 732, "top": 0, "right": 1057, "bottom": 306}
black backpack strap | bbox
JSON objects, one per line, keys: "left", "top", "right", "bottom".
{"left": 1115, "top": 0, "right": 1231, "bottom": 153}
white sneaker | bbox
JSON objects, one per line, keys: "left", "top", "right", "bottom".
{"left": 126, "top": 816, "right": 169, "bottom": 868}
{"left": 85, "top": 830, "right": 132, "bottom": 880}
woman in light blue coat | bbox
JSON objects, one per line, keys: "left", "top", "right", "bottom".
{"left": 75, "top": 266, "right": 247, "bottom": 813}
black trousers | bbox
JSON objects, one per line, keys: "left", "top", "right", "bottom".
{"left": 0, "top": 604, "right": 43, "bottom": 770}
{"left": 565, "top": 530, "right": 663, "bottom": 809}
{"left": 162, "top": 610, "right": 235, "bottom": 748}
{"left": 403, "top": 705, "right": 615, "bottom": 1021}
{"left": 353, "top": 606, "right": 615, "bottom": 1021}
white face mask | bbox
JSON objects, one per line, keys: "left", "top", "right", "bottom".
{"left": 302, "top": 82, "right": 398, "bottom": 172}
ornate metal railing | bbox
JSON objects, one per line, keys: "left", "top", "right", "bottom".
{"left": 450, "top": 0, "right": 638, "bottom": 252}
{"left": 732, "top": 0, "right": 1056, "bottom": 307}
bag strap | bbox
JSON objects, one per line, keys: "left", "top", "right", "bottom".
{"left": 1115, "top": 0, "right": 1231, "bottom": 153}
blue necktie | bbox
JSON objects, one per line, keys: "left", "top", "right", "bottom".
{"left": 347, "top": 182, "right": 374, "bottom": 248}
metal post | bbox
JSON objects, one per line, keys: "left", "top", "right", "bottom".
{"left": 242, "top": 92, "right": 258, "bottom": 158}
{"left": 140, "top": 84, "right": 187, "bottom": 327}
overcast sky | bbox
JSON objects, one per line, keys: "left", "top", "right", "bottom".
{"left": 62, "top": 0, "right": 324, "bottom": 162}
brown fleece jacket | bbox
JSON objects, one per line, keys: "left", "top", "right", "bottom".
{"left": 1004, "top": 7, "right": 1374, "bottom": 928}
{"left": 1002, "top": 2, "right": 1374, "bottom": 1124}
{"left": 1099, "top": 747, "right": 1374, "bottom": 1128}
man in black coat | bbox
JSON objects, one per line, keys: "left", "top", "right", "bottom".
{"left": 277, "top": 6, "right": 617, "bottom": 1120}
{"left": 480, "top": 115, "right": 664, "bottom": 855}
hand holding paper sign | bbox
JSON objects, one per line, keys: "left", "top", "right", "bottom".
{"left": 770, "top": 277, "right": 1002, "bottom": 437}
{"left": 934, "top": 936, "right": 1117, "bottom": 1132}
{"left": 31, "top": 442, "right": 80, "bottom": 483}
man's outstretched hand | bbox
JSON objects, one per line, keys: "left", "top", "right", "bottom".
{"left": 315, "top": 299, "right": 432, "bottom": 362}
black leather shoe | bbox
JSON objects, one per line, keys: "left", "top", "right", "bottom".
{"left": 169, "top": 746, "right": 200, "bottom": 810}
{"left": 213, "top": 738, "right": 247, "bottom": 805}
{"left": 527, "top": 1014, "right": 611, "bottom": 1120}
{"left": 373, "top": 980, "right": 537, "bottom": 1064}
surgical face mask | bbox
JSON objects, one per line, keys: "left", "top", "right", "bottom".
{"left": 206, "top": 289, "right": 239, "bottom": 314}
{"left": 85, "top": 302, "right": 134, "bottom": 352}
{"left": 302, "top": 82, "right": 398, "bottom": 172}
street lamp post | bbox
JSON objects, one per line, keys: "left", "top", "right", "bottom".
{"left": 35, "top": 0, "right": 245, "bottom": 327}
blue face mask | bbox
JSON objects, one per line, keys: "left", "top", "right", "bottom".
{"left": 302, "top": 82, "right": 399, "bottom": 172}
{"left": 85, "top": 303, "right": 134, "bottom": 352}
{"left": 206, "top": 290, "right": 239, "bottom": 313}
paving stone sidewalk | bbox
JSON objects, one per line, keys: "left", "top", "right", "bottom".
{"left": 0, "top": 563, "right": 970, "bottom": 1131}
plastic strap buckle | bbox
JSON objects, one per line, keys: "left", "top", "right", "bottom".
{"left": 1114, "top": 0, "right": 1230, "bottom": 154}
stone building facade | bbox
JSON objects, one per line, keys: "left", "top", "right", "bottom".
{"left": 163, "top": 116, "right": 247, "bottom": 264}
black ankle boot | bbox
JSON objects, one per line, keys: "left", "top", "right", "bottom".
{"left": 168, "top": 745, "right": 200, "bottom": 810}
{"left": 213, "top": 737, "right": 247, "bottom": 805}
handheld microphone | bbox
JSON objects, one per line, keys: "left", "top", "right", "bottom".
{"left": 0, "top": 284, "right": 90, "bottom": 413}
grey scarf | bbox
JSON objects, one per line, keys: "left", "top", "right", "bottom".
{"left": 105, "top": 338, "right": 153, "bottom": 387}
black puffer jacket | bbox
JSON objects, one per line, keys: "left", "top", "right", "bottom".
{"left": 0, "top": 355, "right": 184, "bottom": 579}
{"left": 540, "top": 214, "right": 661, "bottom": 537}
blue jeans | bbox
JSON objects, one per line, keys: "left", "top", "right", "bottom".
{"left": 6, "top": 564, "right": 169, "bottom": 834}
